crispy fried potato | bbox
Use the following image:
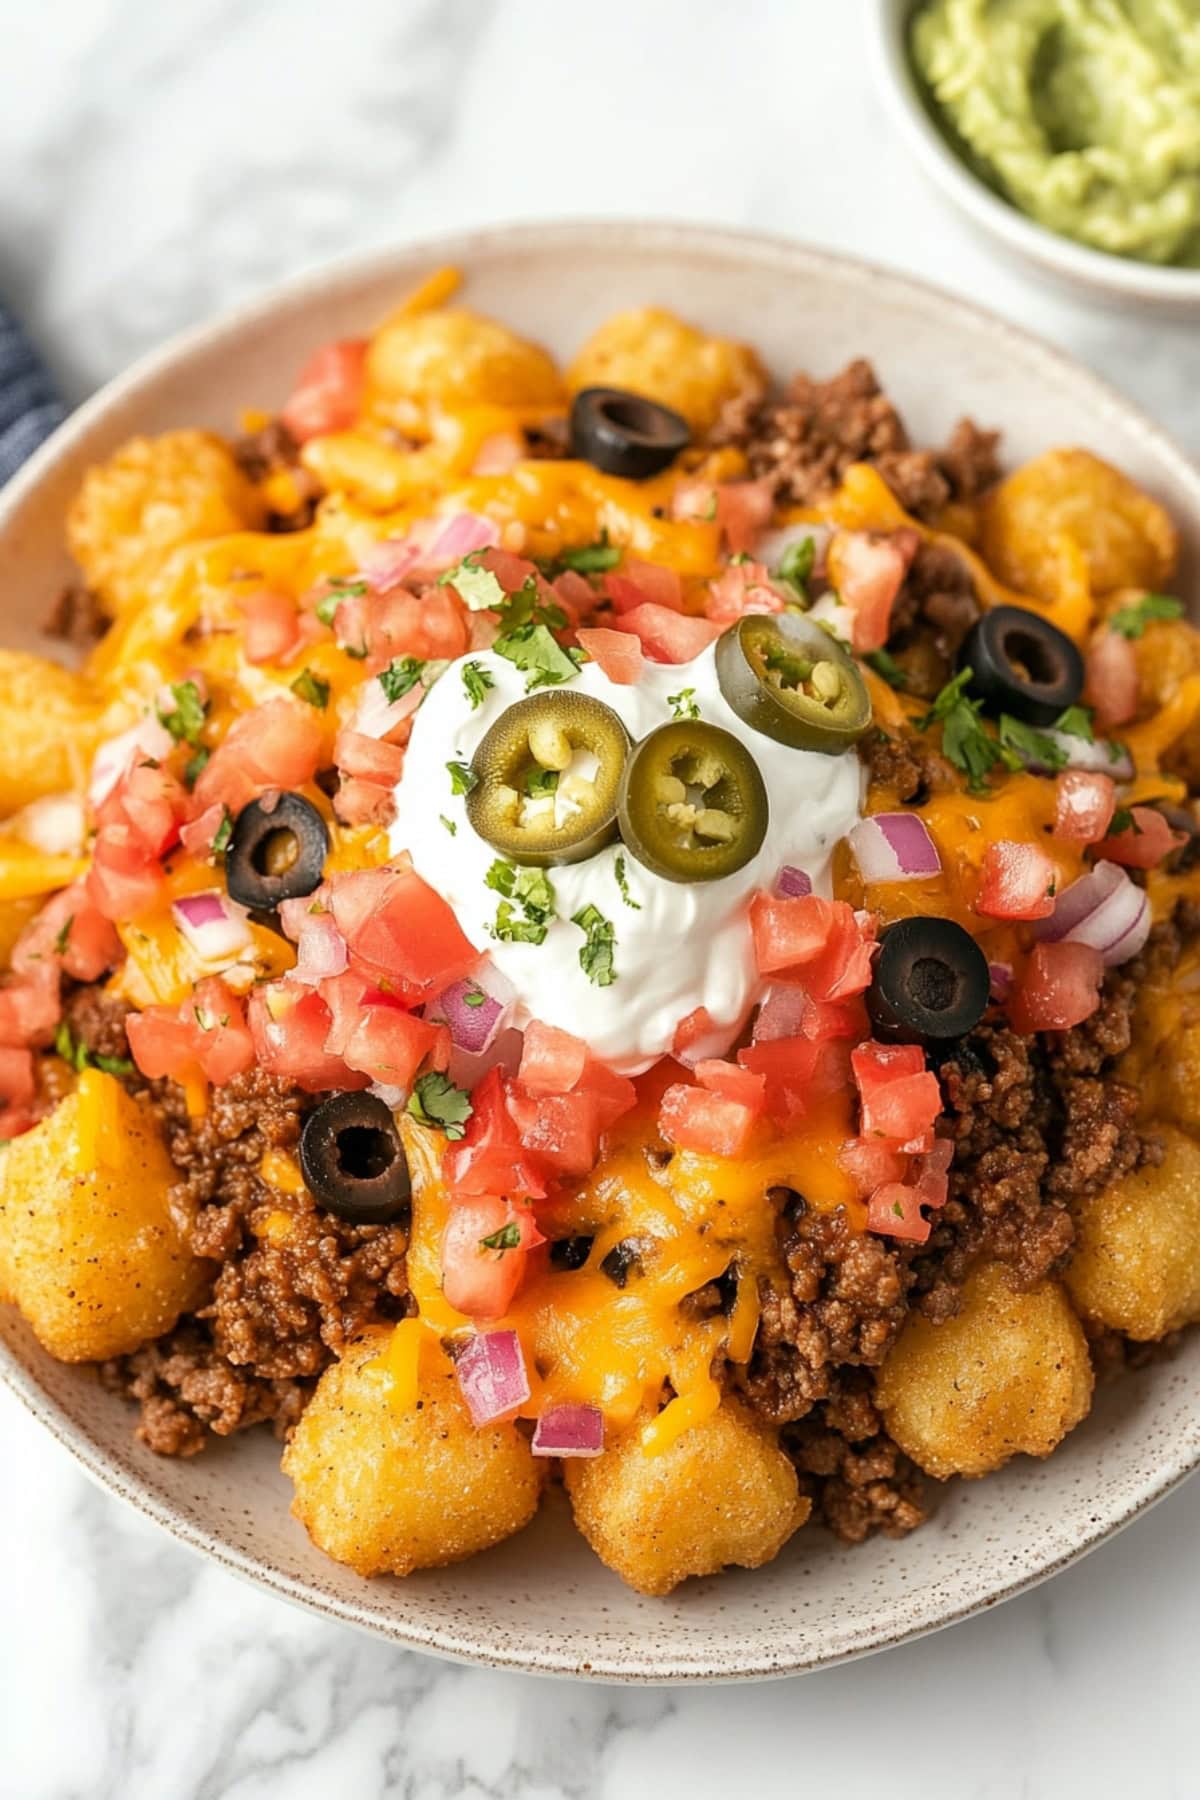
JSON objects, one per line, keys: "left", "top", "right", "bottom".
{"left": 67, "top": 430, "right": 265, "bottom": 616}
{"left": 1128, "top": 609, "right": 1200, "bottom": 713}
{"left": 567, "top": 307, "right": 766, "bottom": 433}
{"left": 364, "top": 307, "right": 562, "bottom": 425}
{"left": 564, "top": 1397, "right": 808, "bottom": 1595}
{"left": 875, "top": 1261, "right": 1093, "bottom": 1480}
{"left": 0, "top": 650, "right": 107, "bottom": 815}
{"left": 283, "top": 1330, "right": 543, "bottom": 1576}
{"left": 980, "top": 448, "right": 1178, "bottom": 602}
{"left": 1065, "top": 1127, "right": 1200, "bottom": 1340}
{"left": 0, "top": 1071, "right": 208, "bottom": 1361}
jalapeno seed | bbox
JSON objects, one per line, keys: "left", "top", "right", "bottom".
{"left": 617, "top": 720, "right": 768, "bottom": 883}
{"left": 715, "top": 614, "right": 872, "bottom": 753}
{"left": 467, "top": 691, "right": 632, "bottom": 867}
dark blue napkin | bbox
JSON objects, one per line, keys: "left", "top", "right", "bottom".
{"left": 0, "top": 301, "right": 67, "bottom": 485}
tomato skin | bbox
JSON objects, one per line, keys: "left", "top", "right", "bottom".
{"left": 193, "top": 698, "right": 323, "bottom": 814}
{"left": 749, "top": 893, "right": 876, "bottom": 1000}
{"left": 837, "top": 1135, "right": 909, "bottom": 1198}
{"left": 280, "top": 339, "right": 367, "bottom": 442}
{"left": 248, "top": 982, "right": 368, "bottom": 1092}
{"left": 507, "top": 1087, "right": 602, "bottom": 1176}
{"left": 518, "top": 1020, "right": 588, "bottom": 1095}
{"left": 826, "top": 529, "right": 918, "bottom": 654}
{"left": 238, "top": 590, "right": 303, "bottom": 665}
{"left": 0, "top": 1046, "right": 35, "bottom": 1108}
{"left": 867, "top": 1183, "right": 931, "bottom": 1243}
{"left": 440, "top": 1197, "right": 541, "bottom": 1319}
{"left": 365, "top": 586, "right": 469, "bottom": 670}
{"left": 1099, "top": 806, "right": 1187, "bottom": 870}
{"left": 613, "top": 604, "right": 724, "bottom": 663}
{"left": 705, "top": 560, "right": 785, "bottom": 623}
{"left": 737, "top": 1035, "right": 822, "bottom": 1125}
{"left": 0, "top": 965, "right": 60, "bottom": 1048}
{"left": 976, "top": 840, "right": 1058, "bottom": 921}
{"left": 12, "top": 882, "right": 120, "bottom": 986}
{"left": 575, "top": 628, "right": 644, "bottom": 685}
{"left": 329, "top": 865, "right": 478, "bottom": 1000}
{"left": 715, "top": 481, "right": 774, "bottom": 555}
{"left": 1084, "top": 627, "right": 1139, "bottom": 730}
{"left": 693, "top": 1058, "right": 766, "bottom": 1113}
{"left": 1009, "top": 942, "right": 1104, "bottom": 1033}
{"left": 659, "top": 1083, "right": 757, "bottom": 1157}
{"left": 338, "top": 1000, "right": 447, "bottom": 1089}
{"left": 577, "top": 1059, "right": 637, "bottom": 1130}
{"left": 86, "top": 824, "right": 165, "bottom": 921}
{"left": 128, "top": 979, "right": 255, "bottom": 1086}
{"left": 332, "top": 730, "right": 407, "bottom": 785}
{"left": 851, "top": 1040, "right": 942, "bottom": 1145}
{"left": 1054, "top": 770, "right": 1116, "bottom": 844}
{"left": 606, "top": 562, "right": 684, "bottom": 614}
{"left": 444, "top": 1069, "right": 548, "bottom": 1201}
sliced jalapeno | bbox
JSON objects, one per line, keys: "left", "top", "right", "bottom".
{"left": 715, "top": 614, "right": 872, "bottom": 753}
{"left": 466, "top": 690, "right": 631, "bottom": 867}
{"left": 617, "top": 721, "right": 768, "bottom": 884}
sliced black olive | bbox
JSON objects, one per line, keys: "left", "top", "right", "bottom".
{"left": 618, "top": 720, "right": 768, "bottom": 883}
{"left": 226, "top": 791, "right": 329, "bottom": 911}
{"left": 569, "top": 386, "right": 690, "bottom": 480}
{"left": 467, "top": 691, "right": 631, "bottom": 867}
{"left": 550, "top": 1234, "right": 594, "bottom": 1271}
{"left": 298, "top": 1091, "right": 410, "bottom": 1224}
{"left": 958, "top": 605, "right": 1084, "bottom": 727}
{"left": 600, "top": 1238, "right": 643, "bottom": 1288}
{"left": 715, "top": 613, "right": 872, "bottom": 753}
{"left": 866, "top": 916, "right": 990, "bottom": 1045}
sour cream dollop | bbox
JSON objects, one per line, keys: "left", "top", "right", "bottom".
{"left": 390, "top": 646, "right": 864, "bottom": 1073}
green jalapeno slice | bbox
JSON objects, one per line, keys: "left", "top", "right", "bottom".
{"left": 466, "top": 691, "right": 631, "bottom": 867}
{"left": 715, "top": 614, "right": 872, "bottom": 752}
{"left": 617, "top": 721, "right": 768, "bottom": 884}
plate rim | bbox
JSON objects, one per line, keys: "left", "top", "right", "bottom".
{"left": 3, "top": 216, "right": 1200, "bottom": 1682}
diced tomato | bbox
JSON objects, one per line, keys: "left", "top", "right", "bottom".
{"left": 518, "top": 1020, "right": 588, "bottom": 1095}
{"left": 238, "top": 590, "right": 303, "bottom": 665}
{"left": 248, "top": 981, "right": 368, "bottom": 1092}
{"left": 507, "top": 1086, "right": 603, "bottom": 1176}
{"left": 825, "top": 528, "right": 918, "bottom": 654}
{"left": 478, "top": 546, "right": 540, "bottom": 594}
{"left": 329, "top": 865, "right": 478, "bottom": 1000}
{"left": 576, "top": 1058, "right": 637, "bottom": 1130}
{"left": 658, "top": 1082, "right": 757, "bottom": 1157}
{"left": 749, "top": 893, "right": 876, "bottom": 1003}
{"left": 837, "top": 1135, "right": 909, "bottom": 1198}
{"left": 333, "top": 729, "right": 407, "bottom": 785}
{"left": 715, "top": 481, "right": 774, "bottom": 555}
{"left": 365, "top": 586, "right": 469, "bottom": 670}
{"left": 575, "top": 627, "right": 644, "bottom": 685}
{"left": 12, "top": 882, "right": 121, "bottom": 985}
{"left": 440, "top": 1197, "right": 543, "bottom": 1319}
{"left": 280, "top": 339, "right": 367, "bottom": 443}
{"left": 606, "top": 561, "right": 684, "bottom": 614}
{"left": 1008, "top": 942, "right": 1104, "bottom": 1033}
{"left": 737, "top": 1035, "right": 823, "bottom": 1125}
{"left": 613, "top": 604, "right": 724, "bottom": 664}
{"left": 101, "top": 761, "right": 187, "bottom": 859}
{"left": 0, "top": 1045, "right": 35, "bottom": 1107}
{"left": 193, "top": 697, "right": 324, "bottom": 814}
{"left": 0, "top": 958, "right": 60, "bottom": 1047}
{"left": 976, "top": 840, "right": 1058, "bottom": 921}
{"left": 126, "top": 1008, "right": 201, "bottom": 1082}
{"left": 673, "top": 1006, "right": 718, "bottom": 1060}
{"left": 1084, "top": 627, "right": 1139, "bottom": 731}
{"left": 190, "top": 979, "right": 256, "bottom": 1084}
{"left": 1054, "top": 770, "right": 1116, "bottom": 844}
{"left": 333, "top": 778, "right": 396, "bottom": 827}
{"left": 86, "top": 824, "right": 164, "bottom": 921}
{"left": 694, "top": 1058, "right": 766, "bottom": 1114}
{"left": 911, "top": 1136, "right": 954, "bottom": 1209}
{"left": 550, "top": 570, "right": 594, "bottom": 623}
{"left": 851, "top": 1040, "right": 942, "bottom": 1145}
{"left": 339, "top": 1002, "right": 447, "bottom": 1089}
{"left": 866, "top": 1183, "right": 931, "bottom": 1244}
{"left": 1099, "top": 805, "right": 1187, "bottom": 870}
{"left": 705, "top": 560, "right": 785, "bottom": 623}
{"left": 180, "top": 802, "right": 229, "bottom": 860}
{"left": 443, "top": 1069, "right": 547, "bottom": 1200}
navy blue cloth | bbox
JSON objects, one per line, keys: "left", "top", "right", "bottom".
{"left": 0, "top": 302, "right": 67, "bottom": 485}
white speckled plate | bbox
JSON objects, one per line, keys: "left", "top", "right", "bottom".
{"left": 2, "top": 222, "right": 1199, "bottom": 1682}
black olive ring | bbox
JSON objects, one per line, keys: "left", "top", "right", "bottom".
{"left": 569, "top": 386, "right": 690, "bottom": 480}
{"left": 959, "top": 605, "right": 1084, "bottom": 728}
{"left": 299, "top": 1091, "right": 411, "bottom": 1224}
{"left": 866, "top": 916, "right": 991, "bottom": 1045}
{"left": 226, "top": 791, "right": 329, "bottom": 912}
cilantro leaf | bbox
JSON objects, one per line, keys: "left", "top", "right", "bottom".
{"left": 486, "top": 859, "right": 557, "bottom": 944}
{"left": 559, "top": 535, "right": 621, "bottom": 574}
{"left": 157, "top": 679, "right": 207, "bottom": 747}
{"left": 439, "top": 813, "right": 457, "bottom": 835}
{"left": 1108, "top": 593, "right": 1184, "bottom": 640}
{"left": 54, "top": 1020, "right": 132, "bottom": 1078}
{"left": 1108, "top": 807, "right": 1142, "bottom": 836}
{"left": 439, "top": 552, "right": 506, "bottom": 613}
{"left": 447, "top": 760, "right": 478, "bottom": 796}
{"left": 524, "top": 766, "right": 559, "bottom": 798}
{"left": 917, "top": 668, "right": 1006, "bottom": 794}
{"left": 461, "top": 660, "right": 495, "bottom": 710}
{"left": 572, "top": 903, "right": 616, "bottom": 986}
{"left": 864, "top": 648, "right": 909, "bottom": 690}
{"left": 480, "top": 1221, "right": 522, "bottom": 1252}
{"left": 53, "top": 915, "right": 73, "bottom": 957}
{"left": 668, "top": 688, "right": 700, "bottom": 721}
{"left": 463, "top": 988, "right": 487, "bottom": 1009}
{"left": 1054, "top": 703, "right": 1095, "bottom": 742}
{"left": 211, "top": 807, "right": 234, "bottom": 857}
{"left": 406, "top": 1071, "right": 473, "bottom": 1141}
{"left": 183, "top": 746, "right": 210, "bottom": 789}
{"left": 291, "top": 668, "right": 330, "bottom": 709}
{"left": 494, "top": 621, "right": 581, "bottom": 691}
{"left": 997, "top": 713, "right": 1068, "bottom": 771}
{"left": 775, "top": 536, "right": 816, "bottom": 604}
{"left": 315, "top": 579, "right": 367, "bottom": 627}
{"left": 614, "top": 852, "right": 641, "bottom": 911}
{"left": 378, "top": 656, "right": 425, "bottom": 703}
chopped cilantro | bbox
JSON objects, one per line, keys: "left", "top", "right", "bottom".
{"left": 343, "top": 640, "right": 368, "bottom": 660}
{"left": 54, "top": 1020, "right": 133, "bottom": 1078}
{"left": 572, "top": 902, "right": 616, "bottom": 987}
{"left": 997, "top": 713, "right": 1068, "bottom": 771}
{"left": 1054, "top": 703, "right": 1095, "bottom": 742}
{"left": 447, "top": 760, "right": 479, "bottom": 796}
{"left": 917, "top": 668, "right": 1006, "bottom": 794}
{"left": 559, "top": 535, "right": 621, "bottom": 574}
{"left": 183, "top": 746, "right": 210, "bottom": 788}
{"left": 211, "top": 807, "right": 234, "bottom": 857}
{"left": 290, "top": 667, "right": 330, "bottom": 709}
{"left": 53, "top": 915, "right": 73, "bottom": 957}
{"left": 1108, "top": 807, "right": 1142, "bottom": 836}
{"left": 157, "top": 679, "right": 207, "bottom": 747}
{"left": 864, "top": 648, "right": 909, "bottom": 690}
{"left": 775, "top": 536, "right": 816, "bottom": 603}
{"left": 614, "top": 853, "right": 641, "bottom": 911}
{"left": 463, "top": 988, "right": 487, "bottom": 1009}
{"left": 406, "top": 1071, "right": 473, "bottom": 1141}
{"left": 494, "top": 621, "right": 581, "bottom": 691}
{"left": 315, "top": 579, "right": 367, "bottom": 627}
{"left": 524, "top": 766, "right": 559, "bottom": 798}
{"left": 439, "top": 551, "right": 506, "bottom": 613}
{"left": 486, "top": 859, "right": 557, "bottom": 944}
{"left": 495, "top": 577, "right": 566, "bottom": 636}
{"left": 439, "top": 814, "right": 457, "bottom": 836}
{"left": 480, "top": 1221, "right": 522, "bottom": 1252}
{"left": 668, "top": 688, "right": 700, "bottom": 721}
{"left": 1108, "top": 593, "right": 1184, "bottom": 640}
{"left": 378, "top": 656, "right": 425, "bottom": 703}
{"left": 461, "top": 660, "right": 495, "bottom": 710}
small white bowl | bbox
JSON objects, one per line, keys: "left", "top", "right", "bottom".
{"left": 867, "top": 0, "right": 1200, "bottom": 313}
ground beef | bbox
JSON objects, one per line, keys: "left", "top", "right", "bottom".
{"left": 62, "top": 985, "right": 138, "bottom": 1066}
{"left": 232, "top": 420, "right": 324, "bottom": 531}
{"left": 100, "top": 1323, "right": 310, "bottom": 1458}
{"left": 709, "top": 357, "right": 1000, "bottom": 520}
{"left": 43, "top": 583, "right": 107, "bottom": 645}
{"left": 1085, "top": 1321, "right": 1182, "bottom": 1383}
{"left": 884, "top": 540, "right": 982, "bottom": 699}
{"left": 784, "top": 1372, "right": 927, "bottom": 1544}
{"left": 862, "top": 725, "right": 956, "bottom": 804}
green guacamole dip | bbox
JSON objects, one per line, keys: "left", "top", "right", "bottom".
{"left": 912, "top": 0, "right": 1200, "bottom": 268}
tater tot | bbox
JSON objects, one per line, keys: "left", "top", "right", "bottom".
{"left": 1066, "top": 1128, "right": 1200, "bottom": 1341}
{"left": 364, "top": 307, "right": 562, "bottom": 424}
{"left": 875, "top": 1262, "right": 1093, "bottom": 1480}
{"left": 567, "top": 307, "right": 766, "bottom": 433}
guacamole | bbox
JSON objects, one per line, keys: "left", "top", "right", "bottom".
{"left": 912, "top": 0, "right": 1200, "bottom": 268}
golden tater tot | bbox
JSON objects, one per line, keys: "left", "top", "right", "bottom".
{"left": 1066, "top": 1128, "right": 1200, "bottom": 1340}
{"left": 980, "top": 448, "right": 1178, "bottom": 602}
{"left": 364, "top": 307, "right": 562, "bottom": 425}
{"left": 567, "top": 306, "right": 766, "bottom": 433}
{"left": 0, "top": 1071, "right": 208, "bottom": 1362}
{"left": 564, "top": 1398, "right": 808, "bottom": 1595}
{"left": 0, "top": 650, "right": 106, "bottom": 815}
{"left": 875, "top": 1262, "right": 1093, "bottom": 1480}
{"left": 1128, "top": 610, "right": 1200, "bottom": 713}
{"left": 283, "top": 1331, "right": 544, "bottom": 1577}
{"left": 67, "top": 430, "right": 266, "bottom": 616}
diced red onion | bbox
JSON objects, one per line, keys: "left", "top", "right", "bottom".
{"left": 1036, "top": 860, "right": 1151, "bottom": 966}
{"left": 172, "top": 891, "right": 253, "bottom": 962}
{"left": 360, "top": 536, "right": 423, "bottom": 593}
{"left": 531, "top": 1403, "right": 604, "bottom": 1459}
{"left": 988, "top": 961, "right": 1014, "bottom": 1001}
{"left": 455, "top": 1329, "right": 530, "bottom": 1427}
{"left": 89, "top": 715, "right": 175, "bottom": 810}
{"left": 428, "top": 511, "right": 501, "bottom": 566}
{"left": 776, "top": 865, "right": 813, "bottom": 899}
{"left": 368, "top": 1081, "right": 406, "bottom": 1109}
{"left": 753, "top": 985, "right": 809, "bottom": 1043}
{"left": 350, "top": 670, "right": 425, "bottom": 742}
{"left": 1022, "top": 729, "right": 1134, "bottom": 781}
{"left": 427, "top": 976, "right": 508, "bottom": 1055}
{"left": 848, "top": 813, "right": 941, "bottom": 883}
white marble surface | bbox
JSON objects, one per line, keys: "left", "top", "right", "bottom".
{"left": 3, "top": 1, "right": 1199, "bottom": 1794}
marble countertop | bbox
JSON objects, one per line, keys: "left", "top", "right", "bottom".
{"left": 3, "top": 2, "right": 1199, "bottom": 1794}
